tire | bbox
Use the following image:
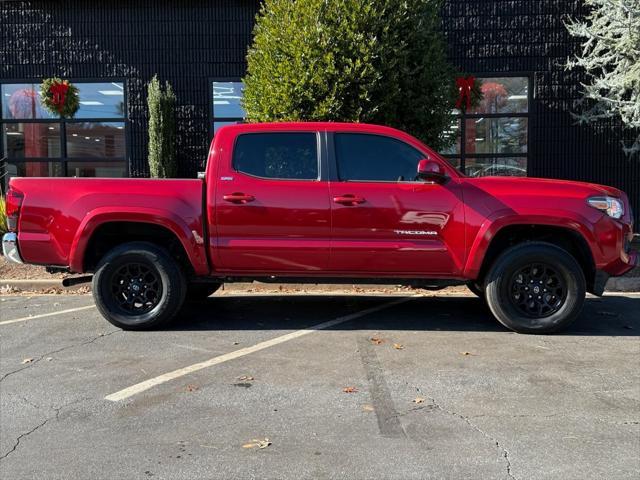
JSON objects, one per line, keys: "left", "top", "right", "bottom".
{"left": 466, "top": 281, "right": 485, "bottom": 299}
{"left": 186, "top": 283, "right": 221, "bottom": 301}
{"left": 92, "top": 242, "right": 187, "bottom": 330}
{"left": 485, "top": 242, "right": 585, "bottom": 334}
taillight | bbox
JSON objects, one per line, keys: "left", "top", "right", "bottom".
{"left": 5, "top": 188, "right": 24, "bottom": 232}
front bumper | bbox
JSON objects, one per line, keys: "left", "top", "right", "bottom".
{"left": 2, "top": 233, "right": 23, "bottom": 264}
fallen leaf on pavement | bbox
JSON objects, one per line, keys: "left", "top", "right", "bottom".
{"left": 393, "top": 343, "right": 404, "bottom": 350}
{"left": 413, "top": 397, "right": 425, "bottom": 404}
{"left": 343, "top": 386, "right": 358, "bottom": 393}
{"left": 243, "top": 438, "right": 271, "bottom": 449}
{"left": 22, "top": 358, "right": 34, "bottom": 364}
{"left": 237, "top": 375, "right": 254, "bottom": 381}
{"left": 370, "top": 337, "right": 384, "bottom": 345}
{"left": 186, "top": 384, "right": 199, "bottom": 392}
{"left": 362, "top": 404, "right": 374, "bottom": 412}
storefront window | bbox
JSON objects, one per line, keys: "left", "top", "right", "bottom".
{"left": 441, "top": 76, "right": 529, "bottom": 177}
{"left": 212, "top": 81, "right": 244, "bottom": 135}
{"left": 1, "top": 81, "right": 127, "bottom": 180}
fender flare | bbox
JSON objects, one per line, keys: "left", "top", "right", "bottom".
{"left": 69, "top": 207, "right": 209, "bottom": 275}
{"left": 463, "top": 211, "right": 599, "bottom": 279}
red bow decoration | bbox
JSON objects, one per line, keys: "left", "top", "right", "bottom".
{"left": 455, "top": 76, "right": 475, "bottom": 111}
{"left": 49, "top": 81, "right": 69, "bottom": 113}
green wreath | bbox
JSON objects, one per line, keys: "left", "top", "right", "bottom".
{"left": 40, "top": 78, "right": 80, "bottom": 118}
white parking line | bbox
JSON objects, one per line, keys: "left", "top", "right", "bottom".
{"left": 105, "top": 296, "right": 414, "bottom": 402}
{"left": 0, "top": 304, "right": 96, "bottom": 326}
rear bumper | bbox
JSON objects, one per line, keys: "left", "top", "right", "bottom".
{"left": 2, "top": 233, "right": 23, "bottom": 264}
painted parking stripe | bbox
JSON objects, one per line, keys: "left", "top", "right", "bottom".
{"left": 0, "top": 304, "right": 96, "bottom": 326}
{"left": 105, "top": 296, "right": 415, "bottom": 402}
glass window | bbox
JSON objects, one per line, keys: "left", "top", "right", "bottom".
{"left": 440, "top": 76, "right": 529, "bottom": 177}
{"left": 470, "top": 77, "right": 529, "bottom": 114}
{"left": 1, "top": 84, "right": 53, "bottom": 120}
{"left": 6, "top": 161, "right": 63, "bottom": 178}
{"left": 3, "top": 123, "right": 61, "bottom": 158}
{"left": 335, "top": 133, "right": 424, "bottom": 182}
{"left": 66, "top": 122, "right": 126, "bottom": 158}
{"left": 465, "top": 117, "right": 528, "bottom": 154}
{"left": 233, "top": 133, "right": 318, "bottom": 180}
{"left": 212, "top": 82, "right": 245, "bottom": 118}
{"left": 1, "top": 81, "right": 128, "bottom": 182}
{"left": 465, "top": 157, "right": 528, "bottom": 178}
{"left": 67, "top": 161, "right": 126, "bottom": 177}
{"left": 74, "top": 82, "right": 125, "bottom": 119}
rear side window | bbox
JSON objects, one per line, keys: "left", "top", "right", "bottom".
{"left": 335, "top": 133, "right": 424, "bottom": 182}
{"left": 233, "top": 133, "right": 318, "bottom": 180}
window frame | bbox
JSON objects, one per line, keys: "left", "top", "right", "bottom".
{"left": 231, "top": 131, "right": 322, "bottom": 182}
{"left": 441, "top": 73, "right": 533, "bottom": 176}
{"left": 330, "top": 132, "right": 430, "bottom": 184}
{"left": 0, "top": 78, "right": 129, "bottom": 178}
{"left": 209, "top": 77, "right": 245, "bottom": 140}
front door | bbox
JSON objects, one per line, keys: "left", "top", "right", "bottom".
{"left": 215, "top": 131, "right": 331, "bottom": 273}
{"left": 329, "top": 133, "right": 465, "bottom": 276}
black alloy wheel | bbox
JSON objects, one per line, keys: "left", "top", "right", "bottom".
{"left": 508, "top": 263, "right": 567, "bottom": 318}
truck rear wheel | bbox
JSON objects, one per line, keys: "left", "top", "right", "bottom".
{"left": 92, "top": 242, "right": 186, "bottom": 330}
{"left": 485, "top": 242, "right": 585, "bottom": 334}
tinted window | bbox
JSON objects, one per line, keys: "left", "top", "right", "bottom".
{"left": 335, "top": 134, "right": 424, "bottom": 182}
{"left": 233, "top": 133, "right": 318, "bottom": 180}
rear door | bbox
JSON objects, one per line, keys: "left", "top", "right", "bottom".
{"left": 328, "top": 132, "right": 465, "bottom": 276}
{"left": 214, "top": 130, "right": 331, "bottom": 272}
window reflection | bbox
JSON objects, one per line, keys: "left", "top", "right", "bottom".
{"left": 7, "top": 161, "right": 63, "bottom": 178}
{"left": 466, "top": 157, "right": 528, "bottom": 178}
{"left": 3, "top": 123, "right": 61, "bottom": 158}
{"left": 465, "top": 118, "right": 528, "bottom": 154}
{"left": 1, "top": 84, "right": 52, "bottom": 120}
{"left": 66, "top": 122, "right": 125, "bottom": 158}
{"left": 212, "top": 82, "right": 245, "bottom": 118}
{"left": 67, "top": 161, "right": 126, "bottom": 177}
{"left": 471, "top": 77, "right": 528, "bottom": 114}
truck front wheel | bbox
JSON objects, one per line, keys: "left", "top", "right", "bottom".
{"left": 485, "top": 242, "right": 586, "bottom": 334}
{"left": 92, "top": 242, "right": 187, "bottom": 330}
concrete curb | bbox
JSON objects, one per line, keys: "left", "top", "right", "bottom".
{"left": 1, "top": 278, "right": 638, "bottom": 293}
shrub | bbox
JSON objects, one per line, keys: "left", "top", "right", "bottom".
{"left": 243, "top": 0, "right": 459, "bottom": 150}
{"left": 0, "top": 197, "right": 7, "bottom": 237}
{"left": 147, "top": 75, "right": 177, "bottom": 178}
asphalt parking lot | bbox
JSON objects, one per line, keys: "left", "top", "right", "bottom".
{"left": 0, "top": 290, "right": 639, "bottom": 480}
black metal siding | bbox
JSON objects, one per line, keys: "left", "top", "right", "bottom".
{"left": 1, "top": 0, "right": 638, "bottom": 224}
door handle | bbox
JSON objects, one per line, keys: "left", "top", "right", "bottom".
{"left": 223, "top": 193, "right": 255, "bottom": 204}
{"left": 333, "top": 194, "right": 366, "bottom": 205}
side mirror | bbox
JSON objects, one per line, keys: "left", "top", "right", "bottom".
{"left": 417, "top": 159, "right": 448, "bottom": 184}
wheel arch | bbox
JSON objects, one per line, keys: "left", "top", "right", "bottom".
{"left": 70, "top": 208, "right": 209, "bottom": 276}
{"left": 466, "top": 219, "right": 598, "bottom": 293}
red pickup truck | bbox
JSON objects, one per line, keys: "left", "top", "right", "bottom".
{"left": 3, "top": 122, "right": 637, "bottom": 333}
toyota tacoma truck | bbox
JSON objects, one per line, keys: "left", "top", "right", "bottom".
{"left": 3, "top": 122, "right": 637, "bottom": 333}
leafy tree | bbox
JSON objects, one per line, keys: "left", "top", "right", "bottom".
{"left": 243, "top": 0, "right": 459, "bottom": 150}
{"left": 147, "top": 75, "right": 177, "bottom": 177}
{"left": 565, "top": 0, "right": 640, "bottom": 156}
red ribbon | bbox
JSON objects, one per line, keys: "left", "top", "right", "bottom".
{"left": 49, "top": 82, "right": 69, "bottom": 113}
{"left": 455, "top": 76, "right": 475, "bottom": 111}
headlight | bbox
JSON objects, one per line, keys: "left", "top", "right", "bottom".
{"left": 587, "top": 196, "right": 624, "bottom": 219}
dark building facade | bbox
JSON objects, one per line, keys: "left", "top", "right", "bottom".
{"left": 1, "top": 1, "right": 638, "bottom": 223}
